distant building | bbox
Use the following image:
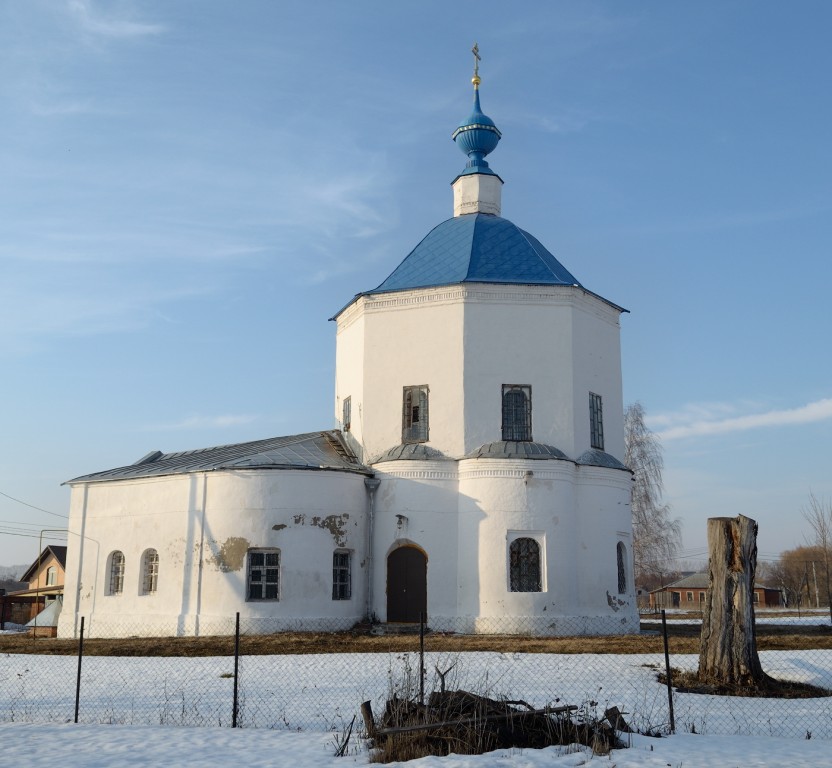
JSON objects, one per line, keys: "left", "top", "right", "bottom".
{"left": 3, "top": 545, "right": 66, "bottom": 634}
{"left": 59, "top": 57, "right": 638, "bottom": 639}
{"left": 649, "top": 573, "right": 783, "bottom": 609}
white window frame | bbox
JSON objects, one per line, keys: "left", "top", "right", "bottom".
{"left": 507, "top": 531, "right": 545, "bottom": 593}
{"left": 46, "top": 566, "right": 56, "bottom": 587}
{"left": 142, "top": 549, "right": 159, "bottom": 595}
{"left": 108, "top": 551, "right": 125, "bottom": 595}
{"left": 332, "top": 550, "right": 352, "bottom": 601}
{"left": 247, "top": 549, "right": 280, "bottom": 601}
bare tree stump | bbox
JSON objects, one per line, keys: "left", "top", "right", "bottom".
{"left": 698, "top": 515, "right": 769, "bottom": 686}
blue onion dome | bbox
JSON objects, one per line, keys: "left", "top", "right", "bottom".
{"left": 452, "top": 73, "right": 502, "bottom": 176}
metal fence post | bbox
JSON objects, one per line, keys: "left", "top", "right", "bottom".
{"left": 661, "top": 609, "right": 675, "bottom": 734}
{"left": 232, "top": 612, "right": 240, "bottom": 728}
{"left": 419, "top": 611, "right": 425, "bottom": 706}
{"left": 74, "top": 616, "right": 85, "bottom": 724}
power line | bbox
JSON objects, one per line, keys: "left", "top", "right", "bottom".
{"left": 0, "top": 530, "right": 67, "bottom": 540}
{"left": 0, "top": 490, "right": 67, "bottom": 519}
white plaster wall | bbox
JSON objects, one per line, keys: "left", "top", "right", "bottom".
{"left": 460, "top": 292, "right": 575, "bottom": 455}
{"left": 461, "top": 287, "right": 624, "bottom": 459}
{"left": 570, "top": 298, "right": 626, "bottom": 460}
{"left": 369, "top": 462, "right": 459, "bottom": 622}
{"left": 334, "top": 309, "right": 366, "bottom": 460}
{"left": 335, "top": 285, "right": 622, "bottom": 463}
{"left": 574, "top": 467, "right": 638, "bottom": 633}
{"left": 336, "top": 292, "right": 466, "bottom": 461}
{"left": 59, "top": 469, "right": 369, "bottom": 638}
{"left": 452, "top": 174, "right": 502, "bottom": 217}
{"left": 366, "top": 456, "right": 637, "bottom": 636}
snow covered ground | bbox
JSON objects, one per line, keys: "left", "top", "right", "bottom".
{"left": 641, "top": 611, "right": 832, "bottom": 626}
{"left": 2, "top": 650, "right": 831, "bottom": 739}
{"left": 1, "top": 721, "right": 830, "bottom": 767}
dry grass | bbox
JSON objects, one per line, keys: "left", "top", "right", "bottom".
{"left": 1, "top": 622, "right": 831, "bottom": 657}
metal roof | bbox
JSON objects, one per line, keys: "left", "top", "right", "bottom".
{"left": 576, "top": 449, "right": 629, "bottom": 471}
{"left": 465, "top": 441, "right": 569, "bottom": 460}
{"left": 66, "top": 431, "right": 372, "bottom": 484}
{"left": 371, "top": 443, "right": 450, "bottom": 463}
{"left": 653, "top": 573, "right": 778, "bottom": 592}
{"left": 369, "top": 214, "right": 582, "bottom": 294}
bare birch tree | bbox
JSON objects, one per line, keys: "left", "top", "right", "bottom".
{"left": 803, "top": 492, "right": 832, "bottom": 622}
{"left": 624, "top": 402, "right": 682, "bottom": 584}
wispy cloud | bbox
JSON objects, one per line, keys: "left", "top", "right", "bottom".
{"left": 68, "top": 0, "right": 165, "bottom": 38}
{"left": 656, "top": 398, "right": 832, "bottom": 441}
{"left": 138, "top": 414, "right": 258, "bottom": 432}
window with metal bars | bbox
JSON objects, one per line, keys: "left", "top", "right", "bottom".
{"left": 247, "top": 549, "right": 280, "bottom": 600}
{"left": 332, "top": 551, "right": 351, "bottom": 600}
{"left": 509, "top": 537, "right": 541, "bottom": 592}
{"left": 108, "top": 551, "right": 125, "bottom": 595}
{"left": 616, "top": 542, "right": 627, "bottom": 595}
{"left": 589, "top": 392, "right": 604, "bottom": 450}
{"left": 502, "top": 385, "right": 532, "bottom": 441}
{"left": 402, "top": 386, "right": 429, "bottom": 443}
{"left": 342, "top": 396, "right": 351, "bottom": 432}
{"left": 142, "top": 549, "right": 159, "bottom": 595}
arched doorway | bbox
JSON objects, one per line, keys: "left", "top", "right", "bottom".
{"left": 387, "top": 546, "right": 427, "bottom": 623}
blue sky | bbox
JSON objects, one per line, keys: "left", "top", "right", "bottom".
{"left": 1, "top": 1, "right": 831, "bottom": 571}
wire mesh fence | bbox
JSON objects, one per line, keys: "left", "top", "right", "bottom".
{"left": 1, "top": 610, "right": 831, "bottom": 739}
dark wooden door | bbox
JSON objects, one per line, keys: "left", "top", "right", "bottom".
{"left": 387, "top": 546, "right": 427, "bottom": 623}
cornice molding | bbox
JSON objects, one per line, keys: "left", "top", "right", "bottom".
{"left": 336, "top": 283, "right": 621, "bottom": 332}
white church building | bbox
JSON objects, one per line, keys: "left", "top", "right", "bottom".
{"left": 58, "top": 63, "right": 638, "bottom": 639}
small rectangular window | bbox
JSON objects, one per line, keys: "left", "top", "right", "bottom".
{"left": 402, "top": 386, "right": 429, "bottom": 443}
{"left": 686, "top": 591, "right": 693, "bottom": 602}
{"left": 248, "top": 549, "right": 280, "bottom": 601}
{"left": 502, "top": 385, "right": 532, "bottom": 441}
{"left": 589, "top": 392, "right": 604, "bottom": 450}
{"left": 342, "top": 396, "right": 351, "bottom": 432}
{"left": 699, "top": 591, "right": 705, "bottom": 602}
{"left": 332, "top": 551, "right": 351, "bottom": 600}
{"left": 753, "top": 592, "right": 760, "bottom": 604}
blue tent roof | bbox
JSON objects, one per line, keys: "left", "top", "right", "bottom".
{"left": 369, "top": 213, "right": 581, "bottom": 294}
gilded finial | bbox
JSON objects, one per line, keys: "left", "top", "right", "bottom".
{"left": 471, "top": 42, "right": 481, "bottom": 88}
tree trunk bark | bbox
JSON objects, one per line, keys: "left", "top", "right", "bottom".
{"left": 698, "top": 515, "right": 768, "bottom": 686}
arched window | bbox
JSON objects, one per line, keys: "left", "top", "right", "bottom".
{"left": 617, "top": 542, "right": 628, "bottom": 595}
{"left": 142, "top": 549, "right": 159, "bottom": 595}
{"left": 46, "top": 566, "right": 56, "bottom": 586}
{"left": 509, "top": 537, "right": 541, "bottom": 592}
{"left": 109, "top": 551, "right": 125, "bottom": 595}
{"left": 502, "top": 385, "right": 532, "bottom": 441}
